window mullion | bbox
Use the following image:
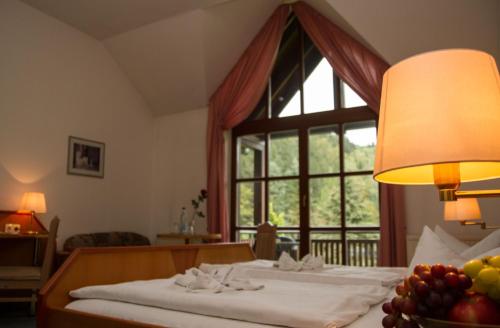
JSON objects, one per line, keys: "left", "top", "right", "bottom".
{"left": 339, "top": 123, "right": 347, "bottom": 265}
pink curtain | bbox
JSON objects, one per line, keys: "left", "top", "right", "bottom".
{"left": 206, "top": 6, "right": 289, "bottom": 242}
{"left": 293, "top": 1, "right": 407, "bottom": 266}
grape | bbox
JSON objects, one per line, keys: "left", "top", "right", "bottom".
{"left": 415, "top": 281, "right": 430, "bottom": 298}
{"left": 382, "top": 302, "right": 394, "bottom": 314}
{"left": 401, "top": 297, "right": 417, "bottom": 315}
{"left": 425, "top": 291, "right": 442, "bottom": 309}
{"left": 382, "top": 314, "right": 398, "bottom": 328}
{"left": 432, "top": 307, "right": 447, "bottom": 320}
{"left": 444, "top": 272, "right": 459, "bottom": 288}
{"left": 432, "top": 278, "right": 447, "bottom": 293}
{"left": 392, "top": 296, "right": 405, "bottom": 312}
{"left": 489, "top": 255, "right": 500, "bottom": 268}
{"left": 419, "top": 270, "right": 433, "bottom": 284}
{"left": 396, "top": 284, "right": 409, "bottom": 296}
{"left": 442, "top": 292, "right": 455, "bottom": 308}
{"left": 408, "top": 274, "right": 421, "bottom": 288}
{"left": 445, "top": 265, "right": 458, "bottom": 274}
{"left": 416, "top": 302, "right": 430, "bottom": 317}
{"left": 431, "top": 264, "right": 446, "bottom": 279}
{"left": 401, "top": 320, "right": 419, "bottom": 328}
{"left": 395, "top": 318, "right": 405, "bottom": 328}
{"left": 477, "top": 266, "right": 499, "bottom": 284}
{"left": 414, "top": 264, "right": 431, "bottom": 276}
{"left": 471, "top": 278, "right": 489, "bottom": 294}
{"left": 458, "top": 274, "right": 473, "bottom": 290}
{"left": 463, "top": 259, "right": 483, "bottom": 278}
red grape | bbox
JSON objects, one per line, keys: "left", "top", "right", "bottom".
{"left": 414, "top": 264, "right": 431, "bottom": 276}
{"left": 457, "top": 268, "right": 465, "bottom": 275}
{"left": 416, "top": 303, "right": 430, "bottom": 316}
{"left": 444, "top": 272, "right": 459, "bottom": 288}
{"left": 445, "top": 265, "right": 458, "bottom": 274}
{"left": 425, "top": 291, "right": 442, "bottom": 309}
{"left": 392, "top": 296, "right": 405, "bottom": 312}
{"left": 419, "top": 270, "right": 433, "bottom": 284}
{"left": 442, "top": 292, "right": 455, "bottom": 308}
{"left": 432, "top": 278, "right": 447, "bottom": 293}
{"left": 382, "top": 302, "right": 394, "bottom": 314}
{"left": 431, "top": 264, "right": 446, "bottom": 279}
{"left": 396, "top": 284, "right": 409, "bottom": 296}
{"left": 401, "top": 297, "right": 417, "bottom": 315}
{"left": 415, "top": 280, "right": 430, "bottom": 298}
{"left": 408, "top": 274, "right": 421, "bottom": 288}
{"left": 401, "top": 320, "right": 419, "bottom": 328}
{"left": 457, "top": 274, "right": 472, "bottom": 290}
{"left": 382, "top": 314, "right": 398, "bottom": 328}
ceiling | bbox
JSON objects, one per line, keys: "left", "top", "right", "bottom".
{"left": 19, "top": 0, "right": 500, "bottom": 116}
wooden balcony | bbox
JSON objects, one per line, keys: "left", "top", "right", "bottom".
{"left": 311, "top": 239, "right": 378, "bottom": 267}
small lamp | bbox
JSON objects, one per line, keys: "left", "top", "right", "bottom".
{"left": 374, "top": 49, "right": 500, "bottom": 228}
{"left": 19, "top": 192, "right": 47, "bottom": 234}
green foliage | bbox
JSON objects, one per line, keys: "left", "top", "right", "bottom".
{"left": 236, "top": 128, "right": 379, "bottom": 229}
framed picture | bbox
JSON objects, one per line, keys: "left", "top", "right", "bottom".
{"left": 67, "top": 136, "right": 105, "bottom": 178}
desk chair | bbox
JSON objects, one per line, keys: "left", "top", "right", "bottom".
{"left": 254, "top": 222, "right": 277, "bottom": 260}
{"left": 0, "top": 216, "right": 59, "bottom": 314}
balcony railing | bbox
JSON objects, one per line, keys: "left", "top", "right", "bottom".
{"left": 311, "top": 239, "right": 378, "bottom": 267}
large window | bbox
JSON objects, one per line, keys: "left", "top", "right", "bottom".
{"left": 231, "top": 17, "right": 379, "bottom": 266}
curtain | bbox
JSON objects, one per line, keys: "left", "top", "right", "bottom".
{"left": 206, "top": 5, "right": 289, "bottom": 242}
{"left": 293, "top": 1, "right": 407, "bottom": 266}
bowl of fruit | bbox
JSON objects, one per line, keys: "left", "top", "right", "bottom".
{"left": 381, "top": 255, "right": 500, "bottom": 328}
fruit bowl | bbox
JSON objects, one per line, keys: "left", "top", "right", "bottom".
{"left": 413, "top": 316, "right": 500, "bottom": 328}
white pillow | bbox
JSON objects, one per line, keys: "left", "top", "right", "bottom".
{"left": 475, "top": 247, "right": 500, "bottom": 258}
{"left": 461, "top": 229, "right": 500, "bottom": 260}
{"left": 408, "top": 226, "right": 466, "bottom": 274}
{"left": 434, "top": 225, "right": 470, "bottom": 253}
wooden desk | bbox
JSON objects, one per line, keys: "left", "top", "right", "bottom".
{"left": 0, "top": 233, "right": 48, "bottom": 266}
{"left": 0, "top": 211, "right": 48, "bottom": 266}
{"left": 156, "top": 233, "right": 222, "bottom": 245}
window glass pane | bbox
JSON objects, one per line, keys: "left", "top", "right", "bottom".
{"left": 304, "top": 58, "right": 334, "bottom": 114}
{"left": 343, "top": 121, "right": 376, "bottom": 172}
{"left": 309, "top": 177, "right": 340, "bottom": 227}
{"left": 269, "top": 179, "right": 299, "bottom": 227}
{"left": 272, "top": 70, "right": 301, "bottom": 118}
{"left": 309, "top": 125, "right": 340, "bottom": 174}
{"left": 269, "top": 130, "right": 298, "bottom": 177}
{"left": 345, "top": 175, "right": 379, "bottom": 227}
{"left": 237, "top": 182, "right": 264, "bottom": 227}
{"left": 341, "top": 81, "right": 367, "bottom": 108}
{"left": 237, "top": 134, "right": 265, "bottom": 178}
{"left": 346, "top": 232, "right": 379, "bottom": 266}
{"left": 236, "top": 230, "right": 256, "bottom": 242}
{"left": 277, "top": 231, "right": 300, "bottom": 260}
{"left": 310, "top": 232, "right": 342, "bottom": 264}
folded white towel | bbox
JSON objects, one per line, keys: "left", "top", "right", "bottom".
{"left": 274, "top": 252, "right": 324, "bottom": 271}
{"left": 176, "top": 265, "right": 264, "bottom": 293}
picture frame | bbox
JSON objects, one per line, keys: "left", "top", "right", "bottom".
{"left": 67, "top": 136, "right": 105, "bottom": 178}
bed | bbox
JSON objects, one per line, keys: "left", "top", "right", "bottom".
{"left": 38, "top": 243, "right": 402, "bottom": 328}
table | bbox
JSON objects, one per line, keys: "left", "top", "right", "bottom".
{"left": 0, "top": 233, "right": 48, "bottom": 266}
{"left": 156, "top": 233, "right": 222, "bottom": 245}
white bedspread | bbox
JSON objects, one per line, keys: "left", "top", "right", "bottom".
{"left": 203, "top": 260, "right": 405, "bottom": 287}
{"left": 70, "top": 275, "right": 390, "bottom": 328}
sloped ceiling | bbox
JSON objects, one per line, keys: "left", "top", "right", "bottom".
{"left": 19, "top": 0, "right": 500, "bottom": 116}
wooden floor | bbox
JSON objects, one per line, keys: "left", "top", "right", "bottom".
{"left": 0, "top": 303, "right": 35, "bottom": 328}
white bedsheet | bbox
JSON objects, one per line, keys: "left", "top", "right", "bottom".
{"left": 67, "top": 295, "right": 392, "bottom": 328}
{"left": 70, "top": 276, "right": 390, "bottom": 328}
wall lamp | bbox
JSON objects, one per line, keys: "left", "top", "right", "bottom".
{"left": 373, "top": 49, "right": 500, "bottom": 228}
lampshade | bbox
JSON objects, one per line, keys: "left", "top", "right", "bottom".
{"left": 374, "top": 49, "right": 500, "bottom": 185}
{"left": 19, "top": 192, "right": 47, "bottom": 213}
{"left": 444, "top": 198, "right": 481, "bottom": 222}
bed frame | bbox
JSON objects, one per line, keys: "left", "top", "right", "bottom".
{"left": 37, "top": 243, "right": 256, "bottom": 328}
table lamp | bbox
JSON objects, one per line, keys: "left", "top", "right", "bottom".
{"left": 19, "top": 192, "right": 47, "bottom": 234}
{"left": 374, "top": 49, "right": 500, "bottom": 229}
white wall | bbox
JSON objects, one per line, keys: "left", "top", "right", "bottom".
{"left": 0, "top": 0, "right": 154, "bottom": 245}
{"left": 151, "top": 107, "right": 208, "bottom": 238}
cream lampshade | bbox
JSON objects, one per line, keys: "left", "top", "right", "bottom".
{"left": 19, "top": 192, "right": 47, "bottom": 214}
{"left": 19, "top": 192, "right": 46, "bottom": 234}
{"left": 374, "top": 49, "right": 500, "bottom": 189}
{"left": 444, "top": 198, "right": 481, "bottom": 222}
